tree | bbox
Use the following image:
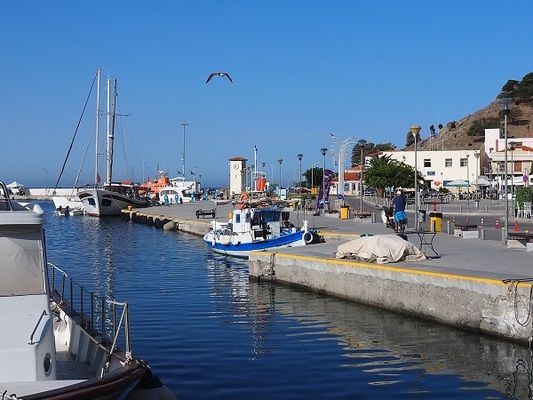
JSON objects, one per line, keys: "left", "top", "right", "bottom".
{"left": 364, "top": 155, "right": 423, "bottom": 197}
{"left": 350, "top": 142, "right": 395, "bottom": 166}
{"left": 303, "top": 167, "right": 323, "bottom": 189}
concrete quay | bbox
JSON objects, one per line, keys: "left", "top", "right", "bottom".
{"left": 120, "top": 201, "right": 223, "bottom": 236}
{"left": 249, "top": 213, "right": 533, "bottom": 345}
{"left": 124, "top": 200, "right": 533, "bottom": 345}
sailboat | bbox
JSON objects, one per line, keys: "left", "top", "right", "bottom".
{"left": 79, "top": 71, "right": 150, "bottom": 216}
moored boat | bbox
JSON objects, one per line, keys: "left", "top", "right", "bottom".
{"left": 203, "top": 201, "right": 318, "bottom": 258}
{"left": 78, "top": 74, "right": 150, "bottom": 216}
{"left": 79, "top": 183, "right": 151, "bottom": 217}
{"left": 0, "top": 181, "right": 175, "bottom": 399}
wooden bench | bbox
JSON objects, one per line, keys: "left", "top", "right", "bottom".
{"left": 195, "top": 208, "right": 216, "bottom": 219}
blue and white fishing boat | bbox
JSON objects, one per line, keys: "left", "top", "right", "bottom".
{"left": 203, "top": 205, "right": 317, "bottom": 258}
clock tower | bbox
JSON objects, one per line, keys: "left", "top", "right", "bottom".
{"left": 229, "top": 157, "right": 247, "bottom": 195}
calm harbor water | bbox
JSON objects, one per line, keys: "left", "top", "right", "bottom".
{"left": 40, "top": 201, "right": 533, "bottom": 399}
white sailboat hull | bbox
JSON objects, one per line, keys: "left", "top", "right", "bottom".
{"left": 78, "top": 188, "right": 149, "bottom": 216}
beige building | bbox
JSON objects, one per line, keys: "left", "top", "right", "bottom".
{"left": 229, "top": 157, "right": 247, "bottom": 195}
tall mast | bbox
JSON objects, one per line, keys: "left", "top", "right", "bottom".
{"left": 254, "top": 145, "right": 258, "bottom": 191}
{"left": 94, "top": 68, "right": 101, "bottom": 186}
{"left": 106, "top": 78, "right": 117, "bottom": 185}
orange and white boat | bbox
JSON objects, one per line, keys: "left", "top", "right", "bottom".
{"left": 139, "top": 171, "right": 171, "bottom": 198}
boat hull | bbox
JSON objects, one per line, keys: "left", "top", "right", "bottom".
{"left": 203, "top": 230, "right": 306, "bottom": 258}
{"left": 78, "top": 189, "right": 150, "bottom": 216}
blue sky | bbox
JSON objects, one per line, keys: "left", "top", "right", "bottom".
{"left": 2, "top": 1, "right": 533, "bottom": 188}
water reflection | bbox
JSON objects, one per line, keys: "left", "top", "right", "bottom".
{"left": 206, "top": 251, "right": 532, "bottom": 398}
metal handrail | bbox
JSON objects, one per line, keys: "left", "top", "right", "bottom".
{"left": 47, "top": 262, "right": 132, "bottom": 360}
{"left": 0, "top": 181, "right": 14, "bottom": 211}
{"left": 28, "top": 310, "right": 48, "bottom": 345}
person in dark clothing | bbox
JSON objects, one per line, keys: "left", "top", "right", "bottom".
{"left": 392, "top": 190, "right": 407, "bottom": 231}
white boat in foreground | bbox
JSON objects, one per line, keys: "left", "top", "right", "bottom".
{"left": 203, "top": 205, "right": 318, "bottom": 258}
{"left": 0, "top": 181, "right": 175, "bottom": 400}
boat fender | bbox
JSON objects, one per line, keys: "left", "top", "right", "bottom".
{"left": 126, "top": 368, "right": 177, "bottom": 400}
{"left": 303, "top": 231, "right": 314, "bottom": 244}
{"left": 33, "top": 204, "right": 44, "bottom": 215}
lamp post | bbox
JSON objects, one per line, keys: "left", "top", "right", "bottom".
{"left": 180, "top": 122, "right": 188, "bottom": 178}
{"left": 498, "top": 97, "right": 513, "bottom": 244}
{"left": 358, "top": 139, "right": 367, "bottom": 213}
{"left": 410, "top": 125, "right": 421, "bottom": 230}
{"left": 474, "top": 152, "right": 480, "bottom": 196}
{"left": 320, "top": 148, "right": 328, "bottom": 212}
{"left": 277, "top": 158, "right": 283, "bottom": 196}
{"left": 297, "top": 154, "right": 303, "bottom": 190}
{"left": 466, "top": 154, "right": 470, "bottom": 210}
{"left": 509, "top": 141, "right": 518, "bottom": 217}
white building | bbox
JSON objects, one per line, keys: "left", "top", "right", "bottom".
{"left": 382, "top": 149, "right": 480, "bottom": 191}
{"left": 484, "top": 128, "right": 533, "bottom": 189}
{"left": 229, "top": 157, "right": 247, "bottom": 196}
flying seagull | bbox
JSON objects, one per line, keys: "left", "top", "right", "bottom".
{"left": 206, "top": 72, "right": 233, "bottom": 84}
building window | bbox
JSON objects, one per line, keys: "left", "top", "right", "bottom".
{"left": 424, "top": 159, "right": 431, "bottom": 167}
{"left": 445, "top": 158, "right": 452, "bottom": 167}
{"left": 427, "top": 171, "right": 435, "bottom": 176}
{"left": 460, "top": 158, "right": 468, "bottom": 167}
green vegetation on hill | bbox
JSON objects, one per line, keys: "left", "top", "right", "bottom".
{"left": 500, "top": 72, "right": 533, "bottom": 103}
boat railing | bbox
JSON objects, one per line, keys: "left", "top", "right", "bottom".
{"left": 47, "top": 262, "right": 132, "bottom": 359}
{"left": 0, "top": 181, "right": 14, "bottom": 211}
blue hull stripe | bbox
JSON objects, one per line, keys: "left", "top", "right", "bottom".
{"left": 206, "top": 231, "right": 304, "bottom": 253}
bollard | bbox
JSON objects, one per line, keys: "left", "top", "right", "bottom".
{"left": 501, "top": 226, "right": 506, "bottom": 245}
{"left": 480, "top": 225, "right": 485, "bottom": 240}
{"left": 459, "top": 205, "right": 462, "bottom": 213}
{"left": 371, "top": 212, "right": 376, "bottom": 223}
{"left": 485, "top": 205, "right": 489, "bottom": 213}
{"left": 446, "top": 220, "right": 451, "bottom": 235}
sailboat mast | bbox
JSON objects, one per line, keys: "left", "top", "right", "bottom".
{"left": 94, "top": 68, "right": 101, "bottom": 186}
{"left": 105, "top": 78, "right": 115, "bottom": 185}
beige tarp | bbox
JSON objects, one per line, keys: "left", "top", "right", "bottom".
{"left": 335, "top": 234, "right": 427, "bottom": 264}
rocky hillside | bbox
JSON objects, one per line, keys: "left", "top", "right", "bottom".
{"left": 409, "top": 73, "right": 533, "bottom": 152}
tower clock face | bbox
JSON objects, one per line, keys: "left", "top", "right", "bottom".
{"left": 233, "top": 164, "right": 239, "bottom": 170}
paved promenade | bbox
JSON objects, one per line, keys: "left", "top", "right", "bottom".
{"left": 125, "top": 199, "right": 533, "bottom": 281}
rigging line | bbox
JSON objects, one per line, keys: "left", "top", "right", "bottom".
{"left": 118, "top": 117, "right": 132, "bottom": 180}
{"left": 53, "top": 71, "right": 98, "bottom": 193}
{"left": 72, "top": 118, "right": 96, "bottom": 194}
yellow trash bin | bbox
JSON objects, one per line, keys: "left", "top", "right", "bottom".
{"left": 340, "top": 206, "right": 350, "bottom": 220}
{"left": 429, "top": 212, "right": 442, "bottom": 232}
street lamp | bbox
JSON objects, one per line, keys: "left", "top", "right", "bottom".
{"left": 277, "top": 158, "right": 283, "bottom": 196}
{"left": 410, "top": 125, "right": 421, "bottom": 230}
{"left": 297, "top": 154, "right": 303, "bottom": 190}
{"left": 474, "top": 152, "right": 480, "bottom": 196}
{"left": 358, "top": 139, "right": 367, "bottom": 213}
{"left": 180, "top": 122, "right": 189, "bottom": 178}
{"left": 466, "top": 154, "right": 470, "bottom": 210}
{"left": 320, "top": 148, "right": 328, "bottom": 212}
{"left": 509, "top": 141, "right": 518, "bottom": 216}
{"left": 498, "top": 97, "right": 513, "bottom": 244}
